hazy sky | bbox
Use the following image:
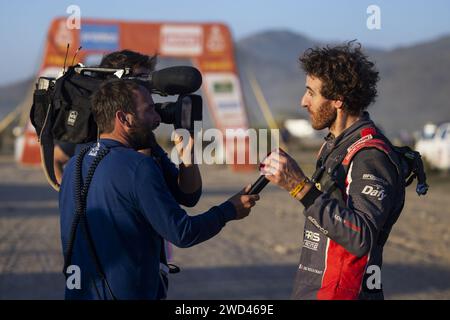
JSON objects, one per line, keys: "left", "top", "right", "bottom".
{"left": 1, "top": 0, "right": 450, "bottom": 86}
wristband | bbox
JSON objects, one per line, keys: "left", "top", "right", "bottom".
{"left": 289, "top": 178, "right": 309, "bottom": 198}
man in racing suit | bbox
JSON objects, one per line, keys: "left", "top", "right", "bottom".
{"left": 261, "top": 42, "right": 405, "bottom": 300}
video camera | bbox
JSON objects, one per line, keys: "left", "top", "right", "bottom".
{"left": 126, "top": 66, "right": 203, "bottom": 131}
{"left": 92, "top": 65, "right": 203, "bottom": 131}
{"left": 31, "top": 65, "right": 203, "bottom": 144}
{"left": 30, "top": 64, "right": 204, "bottom": 191}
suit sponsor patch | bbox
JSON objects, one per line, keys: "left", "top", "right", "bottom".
{"left": 362, "top": 173, "right": 387, "bottom": 184}
{"left": 361, "top": 184, "right": 387, "bottom": 201}
{"left": 303, "top": 230, "right": 321, "bottom": 251}
{"left": 298, "top": 264, "right": 323, "bottom": 275}
{"left": 307, "top": 216, "right": 329, "bottom": 235}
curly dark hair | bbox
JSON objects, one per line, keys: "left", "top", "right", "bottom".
{"left": 299, "top": 41, "right": 379, "bottom": 116}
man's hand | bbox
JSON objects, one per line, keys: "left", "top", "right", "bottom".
{"left": 227, "top": 184, "right": 260, "bottom": 220}
{"left": 173, "top": 131, "right": 202, "bottom": 194}
{"left": 173, "top": 131, "right": 194, "bottom": 165}
{"left": 261, "top": 149, "right": 312, "bottom": 198}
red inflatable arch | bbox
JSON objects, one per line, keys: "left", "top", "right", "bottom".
{"left": 20, "top": 18, "right": 253, "bottom": 170}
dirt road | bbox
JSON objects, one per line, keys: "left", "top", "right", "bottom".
{"left": 1, "top": 154, "right": 449, "bottom": 299}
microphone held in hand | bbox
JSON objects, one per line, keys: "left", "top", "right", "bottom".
{"left": 246, "top": 175, "right": 270, "bottom": 195}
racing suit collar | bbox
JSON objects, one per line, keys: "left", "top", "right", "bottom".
{"left": 324, "top": 112, "right": 374, "bottom": 148}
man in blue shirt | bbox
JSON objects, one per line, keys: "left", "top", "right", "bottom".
{"left": 59, "top": 79, "right": 259, "bottom": 300}
{"left": 60, "top": 50, "right": 204, "bottom": 264}
{"left": 55, "top": 50, "right": 203, "bottom": 208}
{"left": 99, "top": 50, "right": 204, "bottom": 263}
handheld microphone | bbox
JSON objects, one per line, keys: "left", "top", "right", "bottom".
{"left": 246, "top": 175, "right": 270, "bottom": 195}
{"left": 150, "top": 66, "right": 202, "bottom": 95}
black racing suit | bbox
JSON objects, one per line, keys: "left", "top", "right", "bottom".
{"left": 292, "top": 112, "right": 405, "bottom": 300}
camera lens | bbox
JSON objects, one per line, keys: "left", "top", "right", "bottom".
{"left": 155, "top": 102, "right": 177, "bottom": 125}
{"left": 180, "top": 96, "right": 192, "bottom": 130}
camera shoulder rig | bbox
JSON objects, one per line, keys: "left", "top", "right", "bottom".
{"left": 30, "top": 65, "right": 129, "bottom": 190}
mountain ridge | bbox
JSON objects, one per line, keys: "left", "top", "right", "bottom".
{"left": 1, "top": 30, "right": 449, "bottom": 137}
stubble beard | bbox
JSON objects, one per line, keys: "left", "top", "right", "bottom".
{"left": 128, "top": 121, "right": 157, "bottom": 150}
{"left": 310, "top": 100, "right": 337, "bottom": 131}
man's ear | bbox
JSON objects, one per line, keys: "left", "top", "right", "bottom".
{"left": 332, "top": 99, "right": 344, "bottom": 110}
{"left": 116, "top": 111, "right": 132, "bottom": 128}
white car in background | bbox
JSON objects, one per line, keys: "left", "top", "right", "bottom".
{"left": 415, "top": 122, "right": 450, "bottom": 170}
{"left": 284, "top": 119, "right": 316, "bottom": 139}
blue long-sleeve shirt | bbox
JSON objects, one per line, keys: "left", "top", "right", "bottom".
{"left": 59, "top": 139, "right": 236, "bottom": 300}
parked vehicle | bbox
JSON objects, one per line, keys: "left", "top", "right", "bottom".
{"left": 415, "top": 122, "right": 450, "bottom": 170}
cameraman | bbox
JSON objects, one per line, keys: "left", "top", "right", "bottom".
{"left": 59, "top": 79, "right": 260, "bottom": 299}
{"left": 55, "top": 49, "right": 202, "bottom": 205}
{"left": 99, "top": 50, "right": 202, "bottom": 208}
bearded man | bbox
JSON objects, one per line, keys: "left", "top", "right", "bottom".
{"left": 59, "top": 79, "right": 259, "bottom": 300}
{"left": 261, "top": 42, "right": 405, "bottom": 300}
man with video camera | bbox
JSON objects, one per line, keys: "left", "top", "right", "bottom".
{"left": 98, "top": 50, "right": 204, "bottom": 266}
{"left": 100, "top": 50, "right": 204, "bottom": 207}
{"left": 55, "top": 50, "right": 203, "bottom": 207}
{"left": 261, "top": 42, "right": 410, "bottom": 300}
{"left": 59, "top": 78, "right": 259, "bottom": 300}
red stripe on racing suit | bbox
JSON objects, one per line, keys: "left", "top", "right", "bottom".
{"left": 317, "top": 162, "right": 369, "bottom": 300}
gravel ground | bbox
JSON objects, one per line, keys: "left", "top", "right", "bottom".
{"left": 0, "top": 152, "right": 449, "bottom": 300}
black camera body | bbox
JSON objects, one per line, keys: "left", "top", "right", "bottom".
{"left": 29, "top": 65, "right": 203, "bottom": 191}
{"left": 30, "top": 65, "right": 203, "bottom": 144}
{"left": 81, "top": 65, "right": 204, "bottom": 130}
{"left": 156, "top": 94, "right": 202, "bottom": 132}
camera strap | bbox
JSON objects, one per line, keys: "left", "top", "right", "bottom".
{"left": 33, "top": 83, "right": 61, "bottom": 192}
{"left": 62, "top": 145, "right": 117, "bottom": 300}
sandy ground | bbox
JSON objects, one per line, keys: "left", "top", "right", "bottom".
{"left": 0, "top": 151, "right": 450, "bottom": 300}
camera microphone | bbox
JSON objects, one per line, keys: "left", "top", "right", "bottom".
{"left": 151, "top": 66, "right": 202, "bottom": 95}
